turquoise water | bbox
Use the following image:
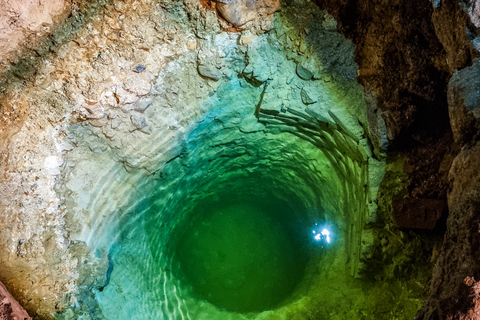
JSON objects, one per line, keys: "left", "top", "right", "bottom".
{"left": 169, "top": 202, "right": 308, "bottom": 313}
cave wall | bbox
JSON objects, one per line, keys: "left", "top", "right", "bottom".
{"left": 0, "top": 0, "right": 68, "bottom": 68}
{"left": 0, "top": 0, "right": 480, "bottom": 319}
{"left": 315, "top": 0, "right": 480, "bottom": 318}
{"left": 0, "top": 0, "right": 387, "bottom": 319}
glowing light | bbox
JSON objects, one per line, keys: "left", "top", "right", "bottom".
{"left": 321, "top": 229, "right": 330, "bottom": 243}
{"left": 311, "top": 224, "right": 332, "bottom": 244}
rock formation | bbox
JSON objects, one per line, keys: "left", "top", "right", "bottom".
{"left": 315, "top": 0, "right": 480, "bottom": 318}
{"left": 0, "top": 0, "right": 479, "bottom": 319}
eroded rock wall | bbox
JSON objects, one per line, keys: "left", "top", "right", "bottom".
{"left": 316, "top": 0, "right": 480, "bottom": 318}
{"left": 0, "top": 0, "right": 68, "bottom": 67}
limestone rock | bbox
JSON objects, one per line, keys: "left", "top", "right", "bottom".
{"left": 0, "top": 0, "right": 68, "bottom": 67}
{"left": 418, "top": 140, "right": 480, "bottom": 319}
{"left": 186, "top": 39, "right": 197, "bottom": 50}
{"left": 238, "top": 33, "right": 254, "bottom": 46}
{"left": 322, "top": 14, "right": 338, "bottom": 31}
{"left": 462, "top": 0, "right": 480, "bottom": 28}
{"left": 130, "top": 115, "right": 148, "bottom": 131}
{"left": 300, "top": 87, "right": 318, "bottom": 105}
{"left": 216, "top": 0, "right": 258, "bottom": 27}
{"left": 198, "top": 64, "right": 223, "bottom": 81}
{"left": 134, "top": 65, "right": 147, "bottom": 73}
{"left": 134, "top": 98, "right": 152, "bottom": 113}
{"left": 2, "top": 0, "right": 479, "bottom": 319}
{"left": 215, "top": 0, "right": 280, "bottom": 27}
{"left": 296, "top": 64, "right": 313, "bottom": 81}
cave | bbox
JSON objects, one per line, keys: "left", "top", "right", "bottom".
{"left": 0, "top": 0, "right": 479, "bottom": 319}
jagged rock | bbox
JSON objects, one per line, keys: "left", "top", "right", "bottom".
{"left": 430, "top": 0, "right": 473, "bottom": 72}
{"left": 1, "top": 0, "right": 480, "bottom": 319}
{"left": 300, "top": 87, "right": 318, "bottom": 105}
{"left": 0, "top": 0, "right": 67, "bottom": 68}
{"left": 198, "top": 64, "right": 223, "bottom": 81}
{"left": 296, "top": 64, "right": 313, "bottom": 80}
{"left": 418, "top": 140, "right": 480, "bottom": 319}
{"left": 134, "top": 98, "right": 152, "bottom": 113}
{"left": 462, "top": 0, "right": 480, "bottom": 28}
{"left": 131, "top": 115, "right": 148, "bottom": 130}
{"left": 448, "top": 58, "right": 480, "bottom": 145}
{"left": 186, "top": 39, "right": 197, "bottom": 50}
{"left": 134, "top": 65, "right": 146, "bottom": 73}
{"left": 215, "top": 0, "right": 280, "bottom": 27}
{"left": 216, "top": 0, "right": 258, "bottom": 27}
{"left": 322, "top": 14, "right": 338, "bottom": 31}
{"left": 89, "top": 117, "right": 108, "bottom": 128}
{"left": 238, "top": 33, "right": 254, "bottom": 46}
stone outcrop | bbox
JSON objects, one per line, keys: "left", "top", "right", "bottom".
{"left": 215, "top": 0, "right": 279, "bottom": 27}
{"left": 448, "top": 58, "right": 480, "bottom": 145}
{"left": 418, "top": 43, "right": 480, "bottom": 320}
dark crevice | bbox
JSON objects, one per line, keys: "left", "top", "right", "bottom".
{"left": 314, "top": 0, "right": 454, "bottom": 207}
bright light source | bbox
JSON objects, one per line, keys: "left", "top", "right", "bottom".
{"left": 321, "top": 229, "right": 330, "bottom": 243}
{"left": 311, "top": 224, "right": 332, "bottom": 244}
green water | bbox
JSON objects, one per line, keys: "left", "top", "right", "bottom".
{"left": 171, "top": 203, "right": 308, "bottom": 313}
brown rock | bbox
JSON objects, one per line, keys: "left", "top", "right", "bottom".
{"left": 315, "top": 0, "right": 452, "bottom": 205}
{"left": 431, "top": 0, "right": 473, "bottom": 73}
{"left": 393, "top": 197, "right": 445, "bottom": 230}
{"left": 417, "top": 140, "right": 480, "bottom": 319}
